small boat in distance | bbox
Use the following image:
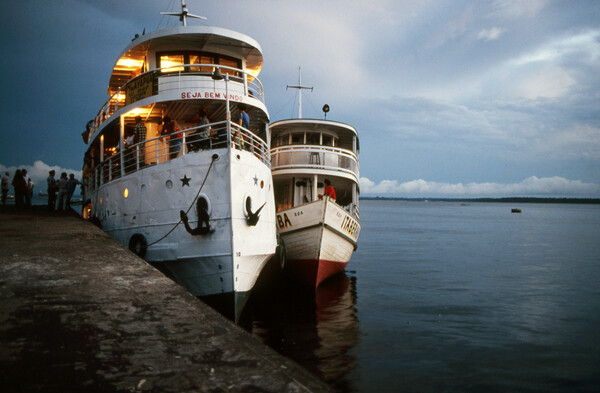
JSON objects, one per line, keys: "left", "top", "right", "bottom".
{"left": 80, "top": 1, "right": 276, "bottom": 321}
{"left": 511, "top": 208, "right": 522, "bottom": 213}
{"left": 270, "top": 70, "right": 361, "bottom": 287}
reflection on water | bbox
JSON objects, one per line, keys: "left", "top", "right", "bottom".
{"left": 240, "top": 263, "right": 359, "bottom": 392}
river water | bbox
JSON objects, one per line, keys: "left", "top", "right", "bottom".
{"left": 240, "top": 200, "right": 600, "bottom": 393}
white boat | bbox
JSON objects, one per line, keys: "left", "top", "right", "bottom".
{"left": 81, "top": 1, "right": 276, "bottom": 320}
{"left": 270, "top": 71, "right": 361, "bottom": 287}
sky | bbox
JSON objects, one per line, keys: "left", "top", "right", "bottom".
{"left": 1, "top": 0, "right": 599, "bottom": 197}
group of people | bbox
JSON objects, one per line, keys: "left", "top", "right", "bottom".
{"left": 2, "top": 170, "right": 34, "bottom": 208}
{"left": 159, "top": 104, "right": 251, "bottom": 157}
{"left": 1, "top": 169, "right": 83, "bottom": 211}
{"left": 46, "top": 170, "right": 82, "bottom": 211}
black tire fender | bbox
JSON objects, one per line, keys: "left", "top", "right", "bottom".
{"left": 128, "top": 233, "right": 147, "bottom": 258}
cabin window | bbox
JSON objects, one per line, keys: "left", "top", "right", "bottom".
{"left": 159, "top": 54, "right": 185, "bottom": 73}
{"left": 307, "top": 133, "right": 320, "bottom": 145}
{"left": 218, "top": 57, "right": 240, "bottom": 76}
{"left": 291, "top": 133, "right": 304, "bottom": 145}
{"left": 157, "top": 51, "right": 242, "bottom": 75}
{"left": 322, "top": 134, "right": 333, "bottom": 146}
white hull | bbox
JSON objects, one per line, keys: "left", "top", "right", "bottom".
{"left": 276, "top": 198, "right": 360, "bottom": 286}
{"left": 89, "top": 148, "right": 276, "bottom": 299}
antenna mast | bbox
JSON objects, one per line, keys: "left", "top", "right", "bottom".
{"left": 287, "top": 67, "right": 313, "bottom": 119}
{"left": 161, "top": 0, "right": 206, "bottom": 26}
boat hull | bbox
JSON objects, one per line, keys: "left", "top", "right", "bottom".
{"left": 88, "top": 148, "right": 276, "bottom": 316}
{"left": 276, "top": 198, "right": 360, "bottom": 287}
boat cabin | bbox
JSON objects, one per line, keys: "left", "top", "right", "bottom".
{"left": 270, "top": 119, "right": 360, "bottom": 217}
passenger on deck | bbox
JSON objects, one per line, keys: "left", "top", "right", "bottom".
{"left": 133, "top": 116, "right": 147, "bottom": 164}
{"left": 161, "top": 116, "right": 182, "bottom": 160}
{"left": 189, "top": 108, "right": 212, "bottom": 151}
{"left": 235, "top": 104, "right": 249, "bottom": 150}
{"left": 319, "top": 179, "right": 336, "bottom": 202}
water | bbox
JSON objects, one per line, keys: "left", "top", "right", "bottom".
{"left": 241, "top": 200, "right": 600, "bottom": 392}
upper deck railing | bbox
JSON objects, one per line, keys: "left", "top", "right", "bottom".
{"left": 85, "top": 120, "right": 270, "bottom": 193}
{"left": 271, "top": 145, "right": 359, "bottom": 180}
{"left": 90, "top": 64, "right": 264, "bottom": 137}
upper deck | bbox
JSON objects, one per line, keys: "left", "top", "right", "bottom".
{"left": 87, "top": 25, "right": 267, "bottom": 144}
{"left": 270, "top": 119, "right": 360, "bottom": 182}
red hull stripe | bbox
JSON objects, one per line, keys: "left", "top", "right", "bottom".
{"left": 287, "top": 259, "right": 348, "bottom": 288}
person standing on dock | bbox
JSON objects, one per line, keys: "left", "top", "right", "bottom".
{"left": 11, "top": 170, "right": 26, "bottom": 209}
{"left": 21, "top": 169, "right": 31, "bottom": 207}
{"left": 47, "top": 170, "right": 57, "bottom": 210}
{"left": 55, "top": 172, "right": 69, "bottom": 211}
{"left": 1, "top": 172, "right": 9, "bottom": 205}
{"left": 66, "top": 174, "right": 82, "bottom": 209}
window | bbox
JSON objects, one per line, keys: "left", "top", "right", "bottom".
{"left": 159, "top": 54, "right": 185, "bottom": 73}
{"left": 157, "top": 52, "right": 242, "bottom": 75}
{"left": 307, "top": 133, "right": 320, "bottom": 145}
{"left": 291, "top": 133, "right": 304, "bottom": 145}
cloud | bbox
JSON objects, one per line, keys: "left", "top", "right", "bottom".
{"left": 477, "top": 27, "right": 505, "bottom": 41}
{"left": 360, "top": 176, "right": 600, "bottom": 197}
{"left": 0, "top": 161, "right": 82, "bottom": 194}
{"left": 490, "top": 0, "right": 549, "bottom": 19}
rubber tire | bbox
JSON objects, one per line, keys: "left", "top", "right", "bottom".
{"left": 128, "top": 233, "right": 147, "bottom": 258}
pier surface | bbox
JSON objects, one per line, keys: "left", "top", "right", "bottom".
{"left": 0, "top": 206, "right": 332, "bottom": 392}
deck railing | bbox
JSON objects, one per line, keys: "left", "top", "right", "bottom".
{"left": 271, "top": 145, "right": 359, "bottom": 179}
{"left": 90, "top": 64, "right": 264, "bottom": 136}
{"left": 86, "top": 120, "right": 270, "bottom": 193}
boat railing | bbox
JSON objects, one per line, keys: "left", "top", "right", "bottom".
{"left": 91, "top": 64, "right": 264, "bottom": 136}
{"left": 271, "top": 145, "right": 359, "bottom": 178}
{"left": 85, "top": 120, "right": 270, "bottom": 193}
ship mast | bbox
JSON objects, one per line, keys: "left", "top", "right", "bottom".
{"left": 287, "top": 67, "right": 313, "bottom": 119}
{"left": 161, "top": 0, "right": 206, "bottom": 26}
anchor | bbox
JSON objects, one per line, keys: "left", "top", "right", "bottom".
{"left": 180, "top": 197, "right": 213, "bottom": 235}
{"left": 246, "top": 197, "right": 265, "bottom": 226}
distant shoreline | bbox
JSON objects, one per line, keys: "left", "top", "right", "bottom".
{"left": 360, "top": 197, "right": 600, "bottom": 204}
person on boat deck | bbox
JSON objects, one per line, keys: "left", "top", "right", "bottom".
{"left": 161, "top": 116, "right": 182, "bottom": 160}
{"left": 190, "top": 108, "right": 212, "bottom": 151}
{"left": 319, "top": 179, "right": 336, "bottom": 201}
{"left": 133, "top": 116, "right": 147, "bottom": 163}
{"left": 235, "top": 104, "right": 249, "bottom": 149}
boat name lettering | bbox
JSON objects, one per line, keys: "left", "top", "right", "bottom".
{"left": 277, "top": 213, "right": 292, "bottom": 229}
{"left": 340, "top": 215, "right": 359, "bottom": 239}
{"left": 181, "top": 91, "right": 244, "bottom": 101}
{"left": 294, "top": 211, "right": 303, "bottom": 217}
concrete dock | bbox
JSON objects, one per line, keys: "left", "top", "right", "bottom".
{"left": 0, "top": 206, "right": 333, "bottom": 392}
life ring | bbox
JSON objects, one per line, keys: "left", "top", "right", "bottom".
{"left": 128, "top": 233, "right": 147, "bottom": 258}
{"left": 275, "top": 237, "right": 286, "bottom": 270}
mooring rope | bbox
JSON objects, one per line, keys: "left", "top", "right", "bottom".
{"left": 146, "top": 154, "right": 217, "bottom": 248}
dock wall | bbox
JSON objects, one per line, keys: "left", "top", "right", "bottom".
{"left": 0, "top": 207, "right": 332, "bottom": 392}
